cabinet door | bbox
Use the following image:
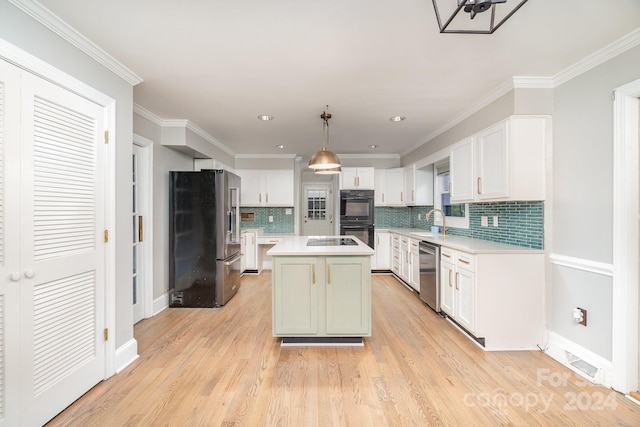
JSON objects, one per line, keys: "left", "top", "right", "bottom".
{"left": 455, "top": 268, "right": 475, "bottom": 333}
{"left": 325, "top": 257, "right": 371, "bottom": 335}
{"left": 385, "top": 168, "right": 405, "bottom": 205}
{"left": 356, "top": 168, "right": 375, "bottom": 190}
{"left": 476, "top": 121, "right": 509, "bottom": 200}
{"left": 374, "top": 169, "right": 387, "bottom": 206}
{"left": 339, "top": 168, "right": 358, "bottom": 190}
{"left": 245, "top": 231, "right": 257, "bottom": 270}
{"left": 375, "top": 231, "right": 391, "bottom": 270}
{"left": 237, "top": 170, "right": 264, "bottom": 206}
{"left": 409, "top": 241, "right": 420, "bottom": 291}
{"left": 265, "top": 170, "right": 294, "bottom": 206}
{"left": 440, "top": 261, "right": 455, "bottom": 316}
{"left": 400, "top": 237, "right": 410, "bottom": 282}
{"left": 404, "top": 167, "right": 416, "bottom": 205}
{"left": 450, "top": 137, "right": 474, "bottom": 202}
{"left": 240, "top": 233, "right": 247, "bottom": 272}
{"left": 272, "top": 257, "right": 318, "bottom": 334}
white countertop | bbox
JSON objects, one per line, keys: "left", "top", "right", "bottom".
{"left": 267, "top": 235, "right": 375, "bottom": 256}
{"left": 378, "top": 228, "right": 544, "bottom": 254}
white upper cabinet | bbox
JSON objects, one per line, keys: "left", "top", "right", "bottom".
{"left": 450, "top": 116, "right": 548, "bottom": 203}
{"left": 237, "top": 169, "right": 294, "bottom": 206}
{"left": 404, "top": 164, "right": 434, "bottom": 206}
{"left": 374, "top": 169, "right": 387, "bottom": 206}
{"left": 450, "top": 137, "right": 475, "bottom": 202}
{"left": 385, "top": 168, "right": 405, "bottom": 206}
{"left": 339, "top": 167, "right": 375, "bottom": 190}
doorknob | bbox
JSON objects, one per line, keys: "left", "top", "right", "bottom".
{"left": 24, "top": 269, "right": 35, "bottom": 279}
{"left": 10, "top": 272, "right": 20, "bottom": 281}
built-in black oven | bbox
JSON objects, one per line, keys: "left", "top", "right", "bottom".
{"left": 340, "top": 223, "right": 375, "bottom": 249}
{"left": 339, "top": 190, "right": 374, "bottom": 223}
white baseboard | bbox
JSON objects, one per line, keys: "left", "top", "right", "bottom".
{"left": 153, "top": 293, "right": 168, "bottom": 316}
{"left": 545, "top": 331, "right": 613, "bottom": 387}
{"left": 115, "top": 338, "right": 139, "bottom": 373}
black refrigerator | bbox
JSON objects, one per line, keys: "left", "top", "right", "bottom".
{"left": 169, "top": 170, "right": 242, "bottom": 307}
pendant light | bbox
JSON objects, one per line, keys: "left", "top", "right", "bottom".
{"left": 315, "top": 166, "right": 341, "bottom": 175}
{"left": 308, "top": 110, "right": 341, "bottom": 170}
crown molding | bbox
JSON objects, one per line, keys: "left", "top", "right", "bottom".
{"left": 7, "top": 0, "right": 143, "bottom": 85}
{"left": 133, "top": 104, "right": 236, "bottom": 156}
{"left": 552, "top": 28, "right": 640, "bottom": 87}
{"left": 512, "top": 76, "right": 555, "bottom": 89}
{"left": 235, "top": 154, "right": 298, "bottom": 159}
{"left": 337, "top": 153, "right": 401, "bottom": 159}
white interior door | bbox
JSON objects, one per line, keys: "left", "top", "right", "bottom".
{"left": 0, "top": 61, "right": 107, "bottom": 427}
{"left": 302, "top": 184, "right": 333, "bottom": 236}
{"left": 132, "top": 144, "right": 147, "bottom": 323}
{"left": 0, "top": 55, "right": 22, "bottom": 427}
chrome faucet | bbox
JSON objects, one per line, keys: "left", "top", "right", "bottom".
{"left": 426, "top": 208, "right": 447, "bottom": 235}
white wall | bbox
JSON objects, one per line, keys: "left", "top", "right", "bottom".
{"left": 0, "top": 1, "right": 135, "bottom": 349}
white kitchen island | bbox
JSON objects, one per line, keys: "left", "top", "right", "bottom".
{"left": 267, "top": 236, "right": 374, "bottom": 344}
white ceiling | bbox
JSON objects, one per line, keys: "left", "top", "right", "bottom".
{"left": 35, "top": 0, "right": 640, "bottom": 160}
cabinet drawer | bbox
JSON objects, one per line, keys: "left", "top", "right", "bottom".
{"left": 441, "top": 247, "right": 455, "bottom": 261}
{"left": 258, "top": 236, "right": 283, "bottom": 245}
{"left": 455, "top": 251, "right": 475, "bottom": 271}
{"left": 410, "top": 240, "right": 419, "bottom": 254}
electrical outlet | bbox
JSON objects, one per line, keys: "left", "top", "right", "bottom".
{"left": 418, "top": 214, "right": 422, "bottom": 220}
{"left": 481, "top": 216, "right": 488, "bottom": 227}
{"left": 578, "top": 307, "right": 587, "bottom": 326}
{"left": 493, "top": 216, "right": 499, "bottom": 227}
{"left": 268, "top": 215, "right": 274, "bottom": 223}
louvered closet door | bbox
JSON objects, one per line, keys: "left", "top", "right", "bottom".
{"left": 19, "top": 72, "right": 106, "bottom": 427}
{"left": 0, "top": 57, "right": 22, "bottom": 427}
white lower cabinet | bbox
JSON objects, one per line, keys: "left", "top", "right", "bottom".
{"left": 409, "top": 239, "right": 420, "bottom": 291}
{"left": 391, "top": 234, "right": 400, "bottom": 276}
{"left": 241, "top": 230, "right": 258, "bottom": 272}
{"left": 272, "top": 256, "right": 371, "bottom": 337}
{"left": 440, "top": 245, "right": 544, "bottom": 350}
{"left": 372, "top": 231, "right": 391, "bottom": 270}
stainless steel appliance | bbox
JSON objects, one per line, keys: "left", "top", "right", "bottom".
{"left": 339, "top": 190, "right": 374, "bottom": 223}
{"left": 419, "top": 241, "right": 440, "bottom": 312}
{"left": 169, "top": 170, "right": 242, "bottom": 307}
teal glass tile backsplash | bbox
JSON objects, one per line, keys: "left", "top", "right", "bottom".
{"left": 374, "top": 201, "right": 544, "bottom": 249}
{"left": 240, "top": 207, "right": 294, "bottom": 233}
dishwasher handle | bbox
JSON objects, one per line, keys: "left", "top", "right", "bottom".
{"left": 419, "top": 242, "right": 438, "bottom": 256}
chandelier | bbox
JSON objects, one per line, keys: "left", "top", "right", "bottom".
{"left": 432, "top": 0, "right": 528, "bottom": 34}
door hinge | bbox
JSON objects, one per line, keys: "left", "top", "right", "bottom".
{"left": 104, "top": 130, "right": 109, "bottom": 144}
{"left": 103, "top": 328, "right": 109, "bottom": 341}
{"left": 104, "top": 229, "right": 109, "bottom": 243}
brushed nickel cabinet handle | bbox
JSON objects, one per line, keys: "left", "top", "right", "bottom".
{"left": 400, "top": 192, "right": 403, "bottom": 202}
{"left": 266, "top": 193, "right": 269, "bottom": 203}
{"left": 456, "top": 272, "right": 460, "bottom": 290}
{"left": 448, "top": 270, "right": 452, "bottom": 287}
{"left": 327, "top": 265, "right": 331, "bottom": 284}
{"left": 138, "top": 215, "right": 143, "bottom": 242}
{"left": 458, "top": 258, "right": 470, "bottom": 265}
{"left": 259, "top": 193, "right": 262, "bottom": 203}
{"left": 477, "top": 177, "right": 482, "bottom": 194}
{"left": 312, "top": 264, "right": 316, "bottom": 284}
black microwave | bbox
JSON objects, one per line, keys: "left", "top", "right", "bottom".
{"left": 339, "top": 190, "right": 374, "bottom": 223}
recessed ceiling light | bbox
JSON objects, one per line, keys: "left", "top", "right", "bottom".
{"left": 257, "top": 115, "right": 274, "bottom": 121}
{"left": 276, "top": 144, "right": 286, "bottom": 149}
{"left": 369, "top": 145, "right": 379, "bottom": 149}
{"left": 389, "top": 116, "right": 406, "bottom": 122}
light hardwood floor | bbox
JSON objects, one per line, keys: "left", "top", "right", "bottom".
{"left": 48, "top": 273, "right": 640, "bottom": 426}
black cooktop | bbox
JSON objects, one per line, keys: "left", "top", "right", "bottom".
{"left": 306, "top": 237, "right": 358, "bottom": 246}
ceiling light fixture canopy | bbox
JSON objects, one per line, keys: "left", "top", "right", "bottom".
{"left": 432, "top": 0, "right": 528, "bottom": 34}
{"left": 308, "top": 109, "right": 341, "bottom": 170}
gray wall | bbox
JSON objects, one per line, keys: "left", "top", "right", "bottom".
{"left": 0, "top": 1, "right": 135, "bottom": 349}
{"left": 550, "top": 44, "right": 640, "bottom": 359}
{"left": 134, "top": 113, "right": 194, "bottom": 302}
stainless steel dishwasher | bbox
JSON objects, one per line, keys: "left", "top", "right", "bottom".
{"left": 419, "top": 242, "right": 440, "bottom": 312}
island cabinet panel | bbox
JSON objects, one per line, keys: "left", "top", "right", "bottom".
{"left": 272, "top": 257, "right": 318, "bottom": 335}
{"left": 272, "top": 255, "right": 371, "bottom": 337}
{"left": 325, "top": 257, "right": 371, "bottom": 335}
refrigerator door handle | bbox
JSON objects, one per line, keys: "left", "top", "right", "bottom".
{"left": 224, "top": 253, "right": 243, "bottom": 266}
